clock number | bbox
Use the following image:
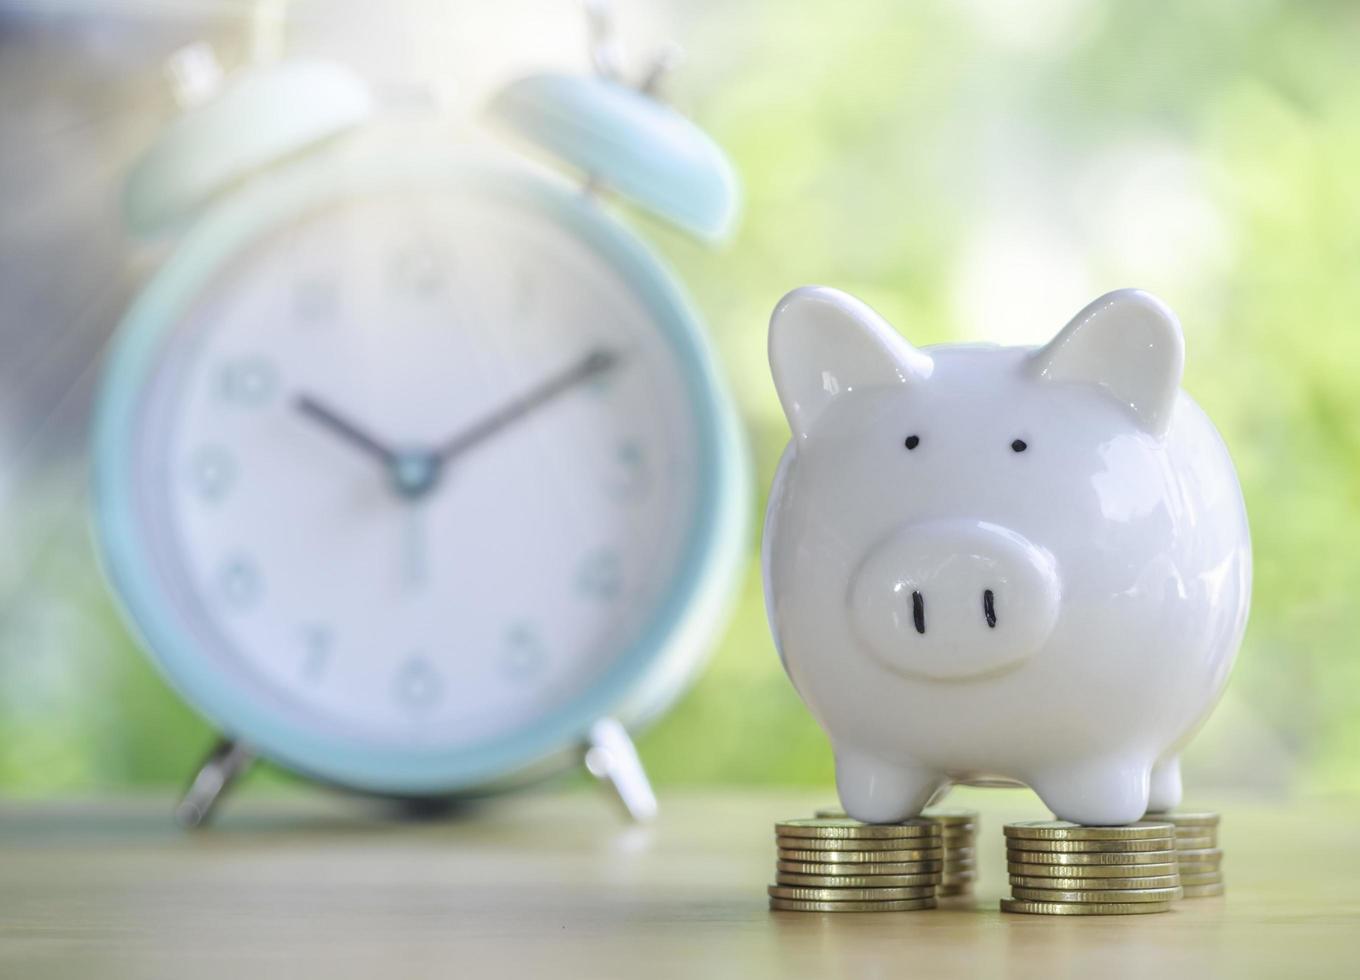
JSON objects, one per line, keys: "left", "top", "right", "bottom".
{"left": 301, "top": 625, "right": 332, "bottom": 682}
{"left": 217, "top": 357, "right": 277, "bottom": 407}
{"left": 394, "top": 656, "right": 443, "bottom": 712}
{"left": 218, "top": 557, "right": 261, "bottom": 610}
{"left": 607, "top": 439, "right": 650, "bottom": 501}
{"left": 189, "top": 445, "right": 235, "bottom": 502}
{"left": 576, "top": 549, "right": 622, "bottom": 601}
{"left": 390, "top": 243, "right": 449, "bottom": 297}
{"left": 502, "top": 622, "right": 547, "bottom": 682}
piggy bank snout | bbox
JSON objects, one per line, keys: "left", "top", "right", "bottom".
{"left": 848, "top": 521, "right": 1060, "bottom": 681}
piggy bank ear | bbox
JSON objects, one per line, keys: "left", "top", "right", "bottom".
{"left": 769, "top": 286, "right": 932, "bottom": 441}
{"left": 1029, "top": 289, "right": 1185, "bottom": 438}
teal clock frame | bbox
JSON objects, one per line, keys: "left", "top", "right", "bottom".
{"left": 92, "top": 150, "right": 750, "bottom": 796}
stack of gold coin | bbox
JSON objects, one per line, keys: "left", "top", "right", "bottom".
{"left": 1146, "top": 810, "right": 1223, "bottom": 897}
{"left": 924, "top": 807, "right": 978, "bottom": 898}
{"left": 1002, "top": 820, "right": 1182, "bottom": 915}
{"left": 770, "top": 817, "right": 942, "bottom": 912}
{"left": 813, "top": 805, "right": 977, "bottom": 900}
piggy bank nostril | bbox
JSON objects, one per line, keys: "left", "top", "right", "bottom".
{"left": 847, "top": 521, "right": 1060, "bottom": 680}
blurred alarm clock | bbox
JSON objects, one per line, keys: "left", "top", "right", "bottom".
{"left": 92, "top": 36, "right": 748, "bottom": 825}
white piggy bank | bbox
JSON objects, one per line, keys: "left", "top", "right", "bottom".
{"left": 762, "top": 287, "right": 1251, "bottom": 826}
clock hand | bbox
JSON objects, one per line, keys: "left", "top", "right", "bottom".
{"left": 294, "top": 394, "right": 399, "bottom": 467}
{"left": 435, "top": 348, "right": 621, "bottom": 464}
{"left": 401, "top": 503, "right": 428, "bottom": 592}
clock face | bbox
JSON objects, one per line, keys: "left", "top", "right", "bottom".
{"left": 124, "top": 186, "right": 709, "bottom": 757}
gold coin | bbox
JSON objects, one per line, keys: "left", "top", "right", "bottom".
{"left": 943, "top": 862, "right": 977, "bottom": 874}
{"left": 1174, "top": 840, "right": 1216, "bottom": 853}
{"left": 936, "top": 884, "right": 974, "bottom": 897}
{"left": 777, "top": 859, "right": 944, "bottom": 876}
{"left": 941, "top": 832, "right": 978, "bottom": 844}
{"left": 1175, "top": 847, "right": 1223, "bottom": 863}
{"left": 1006, "top": 837, "right": 1172, "bottom": 853}
{"left": 1145, "top": 810, "right": 1220, "bottom": 827}
{"left": 1009, "top": 874, "right": 1182, "bottom": 890}
{"left": 776, "top": 817, "right": 941, "bottom": 840}
{"left": 776, "top": 834, "right": 941, "bottom": 851}
{"left": 769, "top": 897, "right": 937, "bottom": 913}
{"left": 1006, "top": 849, "right": 1178, "bottom": 866}
{"left": 1177, "top": 837, "right": 1218, "bottom": 849}
{"left": 1001, "top": 898, "right": 1172, "bottom": 916}
{"left": 1180, "top": 882, "right": 1225, "bottom": 898}
{"left": 1177, "top": 860, "right": 1223, "bottom": 871}
{"left": 923, "top": 807, "right": 979, "bottom": 826}
{"left": 1177, "top": 854, "right": 1222, "bottom": 867}
{"left": 1177, "top": 865, "right": 1222, "bottom": 878}
{"left": 776, "top": 872, "right": 941, "bottom": 888}
{"left": 768, "top": 885, "right": 937, "bottom": 902}
{"left": 1169, "top": 835, "right": 1215, "bottom": 850}
{"left": 1179, "top": 872, "right": 1224, "bottom": 886}
{"left": 778, "top": 847, "right": 944, "bottom": 863}
{"left": 1011, "top": 885, "right": 1183, "bottom": 903}
{"left": 1008, "top": 861, "right": 1178, "bottom": 878}
{"left": 1004, "top": 820, "right": 1174, "bottom": 841}
{"left": 1174, "top": 825, "right": 1219, "bottom": 837}
{"left": 941, "top": 875, "right": 978, "bottom": 886}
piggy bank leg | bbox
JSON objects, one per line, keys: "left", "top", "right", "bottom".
{"left": 1030, "top": 759, "right": 1152, "bottom": 826}
{"left": 835, "top": 748, "right": 942, "bottom": 824}
{"left": 1147, "top": 756, "right": 1183, "bottom": 813}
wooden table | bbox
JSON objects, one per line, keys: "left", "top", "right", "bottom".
{"left": 2, "top": 789, "right": 1357, "bottom": 978}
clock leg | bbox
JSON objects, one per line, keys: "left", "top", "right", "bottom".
{"left": 175, "top": 737, "right": 254, "bottom": 828}
{"left": 583, "top": 717, "right": 657, "bottom": 823}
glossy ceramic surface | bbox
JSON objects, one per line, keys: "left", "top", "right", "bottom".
{"left": 123, "top": 60, "right": 374, "bottom": 236}
{"left": 762, "top": 286, "right": 1251, "bottom": 825}
{"left": 486, "top": 72, "right": 739, "bottom": 242}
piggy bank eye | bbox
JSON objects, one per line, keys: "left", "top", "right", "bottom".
{"left": 904, "top": 434, "right": 921, "bottom": 450}
{"left": 1011, "top": 439, "right": 1028, "bottom": 453}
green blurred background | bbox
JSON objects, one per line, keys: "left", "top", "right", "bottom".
{"left": 2, "top": 0, "right": 1358, "bottom": 800}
